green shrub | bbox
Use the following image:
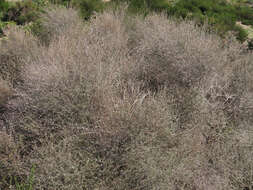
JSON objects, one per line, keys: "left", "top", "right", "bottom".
{"left": 109, "top": 0, "right": 252, "bottom": 43}
{"left": 73, "top": 0, "right": 104, "bottom": 20}
{"left": 0, "top": 0, "right": 10, "bottom": 35}
{"left": 248, "top": 38, "right": 253, "bottom": 50}
{"left": 111, "top": 0, "right": 169, "bottom": 14}
{"left": 234, "top": 24, "right": 248, "bottom": 41}
{"left": 2, "top": 0, "right": 40, "bottom": 25}
{"left": 167, "top": 0, "right": 252, "bottom": 42}
{"left": 49, "top": 0, "right": 74, "bottom": 7}
{"left": 235, "top": 5, "right": 253, "bottom": 26}
{"left": 0, "top": 21, "right": 5, "bottom": 36}
{"left": 0, "top": 0, "right": 10, "bottom": 13}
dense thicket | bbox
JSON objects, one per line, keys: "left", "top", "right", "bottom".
{"left": 1, "top": 6, "right": 253, "bottom": 190}
{"left": 0, "top": 0, "right": 253, "bottom": 189}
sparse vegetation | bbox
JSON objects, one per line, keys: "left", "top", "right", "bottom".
{"left": 0, "top": 1, "right": 253, "bottom": 190}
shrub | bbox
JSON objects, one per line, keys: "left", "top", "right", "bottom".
{"left": 235, "top": 5, "right": 253, "bottom": 26}
{"left": 248, "top": 38, "right": 253, "bottom": 50}
{"left": 0, "top": 21, "right": 5, "bottom": 36}
{"left": 0, "top": 0, "right": 10, "bottom": 20}
{"left": 0, "top": 0, "right": 9, "bottom": 11}
{"left": 234, "top": 24, "right": 249, "bottom": 41}
{"left": 73, "top": 0, "right": 104, "bottom": 20}
{"left": 167, "top": 0, "right": 253, "bottom": 42}
{"left": 1, "top": 6, "right": 253, "bottom": 190}
{"left": 0, "top": 0, "right": 10, "bottom": 19}
{"left": 49, "top": 0, "right": 72, "bottom": 6}
{"left": 0, "top": 0, "right": 10, "bottom": 35}
{"left": 111, "top": 0, "right": 169, "bottom": 14}
{"left": 129, "top": 13, "right": 253, "bottom": 189}
{"left": 2, "top": 0, "right": 40, "bottom": 25}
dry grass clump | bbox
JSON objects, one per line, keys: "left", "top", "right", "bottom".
{"left": 0, "top": 5, "right": 253, "bottom": 190}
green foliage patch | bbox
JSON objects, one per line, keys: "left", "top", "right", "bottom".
{"left": 110, "top": 0, "right": 169, "bottom": 15}
{"left": 0, "top": 0, "right": 10, "bottom": 34}
{"left": 73, "top": 0, "right": 104, "bottom": 20}
{"left": 167, "top": 0, "right": 253, "bottom": 42}
{"left": 0, "top": 0, "right": 46, "bottom": 36}
{"left": 48, "top": 0, "right": 105, "bottom": 20}
{"left": 2, "top": 0, "right": 41, "bottom": 25}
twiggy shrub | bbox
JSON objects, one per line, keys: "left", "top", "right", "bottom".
{"left": 1, "top": 6, "right": 253, "bottom": 190}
